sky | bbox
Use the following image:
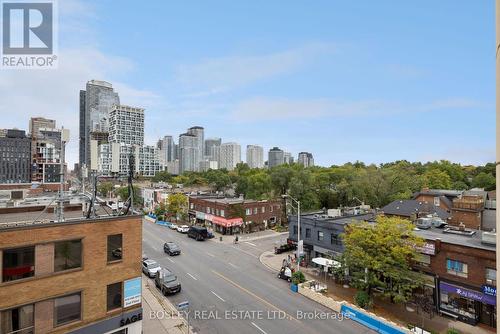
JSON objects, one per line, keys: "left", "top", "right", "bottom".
{"left": 0, "top": 0, "right": 495, "bottom": 167}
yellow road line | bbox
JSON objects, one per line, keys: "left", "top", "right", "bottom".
{"left": 211, "top": 270, "right": 299, "bottom": 323}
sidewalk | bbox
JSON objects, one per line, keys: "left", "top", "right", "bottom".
{"left": 210, "top": 229, "right": 289, "bottom": 245}
{"left": 142, "top": 279, "right": 190, "bottom": 334}
{"left": 259, "top": 251, "right": 495, "bottom": 334}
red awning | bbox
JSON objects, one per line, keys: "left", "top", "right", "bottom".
{"left": 211, "top": 216, "right": 243, "bottom": 228}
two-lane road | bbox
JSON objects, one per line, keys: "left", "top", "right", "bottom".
{"left": 142, "top": 220, "right": 373, "bottom": 334}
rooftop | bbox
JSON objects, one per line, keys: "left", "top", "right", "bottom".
{"left": 381, "top": 199, "right": 451, "bottom": 220}
{"left": 289, "top": 212, "right": 376, "bottom": 226}
{"left": 414, "top": 226, "right": 495, "bottom": 252}
{"left": 191, "top": 195, "right": 275, "bottom": 205}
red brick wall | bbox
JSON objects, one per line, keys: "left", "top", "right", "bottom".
{"left": 449, "top": 210, "right": 481, "bottom": 230}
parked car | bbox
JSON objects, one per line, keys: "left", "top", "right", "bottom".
{"left": 142, "top": 253, "right": 148, "bottom": 261}
{"left": 187, "top": 226, "right": 208, "bottom": 241}
{"left": 169, "top": 223, "right": 178, "bottom": 230}
{"left": 164, "top": 242, "right": 181, "bottom": 255}
{"left": 274, "top": 243, "right": 296, "bottom": 254}
{"left": 155, "top": 268, "right": 181, "bottom": 295}
{"left": 142, "top": 259, "right": 161, "bottom": 278}
{"left": 207, "top": 230, "right": 215, "bottom": 239}
{"left": 177, "top": 225, "right": 189, "bottom": 233}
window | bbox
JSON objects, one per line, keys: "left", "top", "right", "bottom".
{"left": 245, "top": 208, "right": 251, "bottom": 215}
{"left": 415, "top": 254, "right": 431, "bottom": 267}
{"left": 107, "top": 234, "right": 123, "bottom": 262}
{"left": 206, "top": 207, "right": 210, "bottom": 214}
{"left": 331, "top": 233, "right": 342, "bottom": 245}
{"left": 446, "top": 259, "right": 468, "bottom": 278}
{"left": 190, "top": 203, "right": 194, "bottom": 209}
{"left": 54, "top": 240, "right": 82, "bottom": 272}
{"left": 293, "top": 226, "right": 297, "bottom": 235}
{"left": 107, "top": 282, "right": 123, "bottom": 311}
{"left": 305, "top": 228, "right": 311, "bottom": 238}
{"left": 253, "top": 208, "right": 258, "bottom": 214}
{"left": 318, "top": 231, "right": 324, "bottom": 241}
{"left": 220, "top": 210, "right": 225, "bottom": 217}
{"left": 433, "top": 197, "right": 440, "bottom": 207}
{"left": 54, "top": 293, "right": 81, "bottom": 326}
{"left": 261, "top": 206, "right": 265, "bottom": 213}
{"left": 486, "top": 268, "right": 496, "bottom": 286}
{"left": 0, "top": 304, "right": 34, "bottom": 334}
{"left": 270, "top": 206, "right": 273, "bottom": 212}
{"left": 2, "top": 246, "right": 35, "bottom": 282}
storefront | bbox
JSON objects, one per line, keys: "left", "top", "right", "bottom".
{"left": 438, "top": 281, "right": 496, "bottom": 326}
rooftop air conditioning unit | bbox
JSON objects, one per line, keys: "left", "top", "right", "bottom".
{"left": 482, "top": 231, "right": 496, "bottom": 245}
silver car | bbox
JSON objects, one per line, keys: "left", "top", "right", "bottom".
{"left": 142, "top": 259, "right": 161, "bottom": 278}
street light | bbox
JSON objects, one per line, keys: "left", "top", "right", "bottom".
{"left": 282, "top": 194, "right": 301, "bottom": 272}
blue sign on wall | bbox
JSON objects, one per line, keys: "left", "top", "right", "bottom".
{"left": 482, "top": 285, "right": 497, "bottom": 297}
{"left": 124, "top": 277, "right": 142, "bottom": 307}
{"left": 341, "top": 304, "right": 405, "bottom": 334}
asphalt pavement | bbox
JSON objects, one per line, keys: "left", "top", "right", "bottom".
{"left": 142, "top": 220, "right": 374, "bottom": 334}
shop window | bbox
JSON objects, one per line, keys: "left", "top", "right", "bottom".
{"left": 107, "top": 282, "right": 123, "bottom": 311}
{"left": 54, "top": 293, "right": 81, "bottom": 326}
{"left": 107, "top": 234, "right": 123, "bottom": 262}
{"left": 0, "top": 304, "right": 34, "bottom": 334}
{"left": 440, "top": 290, "right": 476, "bottom": 320}
{"left": 2, "top": 246, "right": 35, "bottom": 282}
{"left": 486, "top": 268, "right": 496, "bottom": 286}
{"left": 318, "top": 231, "right": 324, "bottom": 241}
{"left": 305, "top": 228, "right": 311, "bottom": 238}
{"left": 446, "top": 259, "right": 467, "bottom": 278}
{"left": 54, "top": 239, "right": 82, "bottom": 272}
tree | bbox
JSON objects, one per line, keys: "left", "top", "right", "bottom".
{"left": 422, "top": 169, "right": 452, "bottom": 189}
{"left": 472, "top": 172, "right": 496, "bottom": 191}
{"left": 98, "top": 182, "right": 114, "bottom": 197}
{"left": 167, "top": 193, "right": 188, "bottom": 222}
{"left": 116, "top": 186, "right": 143, "bottom": 206}
{"left": 342, "top": 216, "right": 424, "bottom": 305}
{"left": 152, "top": 171, "right": 172, "bottom": 183}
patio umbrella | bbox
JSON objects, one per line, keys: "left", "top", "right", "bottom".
{"left": 312, "top": 257, "right": 340, "bottom": 286}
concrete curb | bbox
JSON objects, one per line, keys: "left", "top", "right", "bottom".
{"left": 258, "top": 251, "right": 280, "bottom": 273}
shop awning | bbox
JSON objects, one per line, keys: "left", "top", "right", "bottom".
{"left": 211, "top": 216, "right": 243, "bottom": 228}
{"left": 440, "top": 281, "right": 496, "bottom": 306}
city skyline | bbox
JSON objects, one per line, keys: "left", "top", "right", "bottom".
{"left": 0, "top": 1, "right": 494, "bottom": 168}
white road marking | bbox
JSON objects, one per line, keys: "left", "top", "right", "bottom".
{"left": 167, "top": 258, "right": 175, "bottom": 263}
{"left": 228, "top": 262, "right": 238, "bottom": 269}
{"left": 245, "top": 241, "right": 257, "bottom": 247}
{"left": 206, "top": 252, "right": 215, "bottom": 257}
{"left": 187, "top": 273, "right": 198, "bottom": 280}
{"left": 211, "top": 290, "right": 226, "bottom": 302}
{"left": 230, "top": 245, "right": 259, "bottom": 259}
{"left": 251, "top": 322, "right": 268, "bottom": 334}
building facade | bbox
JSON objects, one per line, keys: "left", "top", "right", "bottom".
{"left": 109, "top": 105, "right": 144, "bottom": 146}
{"left": 189, "top": 196, "right": 282, "bottom": 234}
{"left": 31, "top": 127, "right": 62, "bottom": 184}
{"left": 284, "top": 152, "right": 293, "bottom": 164}
{"left": 0, "top": 215, "right": 143, "bottom": 334}
{"left": 178, "top": 133, "right": 198, "bottom": 173}
{"left": 219, "top": 143, "right": 241, "bottom": 171}
{"left": 268, "top": 147, "right": 284, "bottom": 168}
{"left": 29, "top": 117, "right": 56, "bottom": 140}
{"left": 297, "top": 152, "right": 314, "bottom": 168}
{"left": 0, "top": 130, "right": 31, "bottom": 184}
{"left": 246, "top": 145, "right": 264, "bottom": 169}
{"left": 204, "top": 138, "right": 221, "bottom": 161}
{"left": 187, "top": 126, "right": 204, "bottom": 170}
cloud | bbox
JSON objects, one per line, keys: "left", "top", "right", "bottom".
{"left": 229, "top": 96, "right": 488, "bottom": 122}
{"left": 175, "top": 43, "right": 334, "bottom": 95}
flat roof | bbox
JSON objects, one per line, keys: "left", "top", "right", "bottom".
{"left": 290, "top": 212, "right": 376, "bottom": 226}
{"left": 414, "top": 227, "right": 495, "bottom": 252}
{"left": 191, "top": 196, "right": 274, "bottom": 205}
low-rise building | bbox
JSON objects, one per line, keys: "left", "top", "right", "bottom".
{"left": 189, "top": 196, "right": 282, "bottom": 234}
{"left": 0, "top": 212, "right": 143, "bottom": 334}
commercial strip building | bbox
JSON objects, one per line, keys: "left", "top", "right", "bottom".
{"left": 286, "top": 210, "right": 497, "bottom": 330}
{"left": 0, "top": 213, "right": 143, "bottom": 334}
{"left": 189, "top": 195, "right": 283, "bottom": 234}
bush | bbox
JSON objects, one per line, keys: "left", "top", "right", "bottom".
{"left": 355, "top": 290, "right": 371, "bottom": 309}
{"left": 157, "top": 215, "right": 164, "bottom": 221}
{"left": 291, "top": 271, "right": 306, "bottom": 285}
{"left": 446, "top": 329, "right": 460, "bottom": 334}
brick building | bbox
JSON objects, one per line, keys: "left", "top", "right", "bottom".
{"left": 0, "top": 214, "right": 143, "bottom": 334}
{"left": 413, "top": 227, "right": 496, "bottom": 328}
{"left": 188, "top": 196, "right": 282, "bottom": 234}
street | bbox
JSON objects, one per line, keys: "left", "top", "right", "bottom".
{"left": 142, "top": 220, "right": 374, "bottom": 334}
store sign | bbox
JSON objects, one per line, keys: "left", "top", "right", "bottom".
{"left": 416, "top": 242, "right": 435, "bottom": 255}
{"left": 124, "top": 277, "right": 142, "bottom": 307}
{"left": 440, "top": 282, "right": 496, "bottom": 306}
{"left": 482, "top": 285, "right": 497, "bottom": 297}
{"left": 120, "top": 312, "right": 142, "bottom": 326}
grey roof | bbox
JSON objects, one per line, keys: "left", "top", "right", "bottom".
{"left": 382, "top": 200, "right": 451, "bottom": 220}
{"left": 463, "top": 188, "right": 488, "bottom": 201}
{"left": 412, "top": 189, "right": 463, "bottom": 199}
{"left": 482, "top": 209, "right": 496, "bottom": 231}
{"left": 290, "top": 212, "right": 376, "bottom": 227}
{"left": 414, "top": 227, "right": 495, "bottom": 252}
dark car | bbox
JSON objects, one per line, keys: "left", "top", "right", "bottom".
{"left": 187, "top": 226, "right": 208, "bottom": 241}
{"left": 207, "top": 230, "right": 215, "bottom": 239}
{"left": 155, "top": 268, "right": 181, "bottom": 295}
{"left": 164, "top": 242, "right": 181, "bottom": 256}
{"left": 274, "top": 243, "right": 296, "bottom": 254}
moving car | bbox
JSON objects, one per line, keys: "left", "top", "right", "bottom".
{"left": 177, "top": 225, "right": 189, "bottom": 233}
{"left": 187, "top": 226, "right": 208, "bottom": 241}
{"left": 169, "top": 223, "right": 178, "bottom": 230}
{"left": 155, "top": 268, "right": 181, "bottom": 295}
{"left": 142, "top": 259, "right": 161, "bottom": 278}
{"left": 164, "top": 242, "right": 181, "bottom": 255}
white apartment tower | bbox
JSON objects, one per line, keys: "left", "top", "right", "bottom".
{"left": 298, "top": 152, "right": 314, "bottom": 168}
{"left": 219, "top": 142, "right": 241, "bottom": 171}
{"left": 109, "top": 105, "right": 144, "bottom": 145}
{"left": 246, "top": 145, "right": 264, "bottom": 169}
